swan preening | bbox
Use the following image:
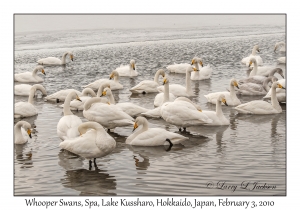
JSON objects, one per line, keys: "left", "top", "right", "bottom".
{"left": 14, "top": 65, "right": 46, "bottom": 83}
{"left": 248, "top": 58, "right": 284, "bottom": 77}
{"left": 239, "top": 67, "right": 284, "bottom": 85}
{"left": 37, "top": 52, "right": 74, "bottom": 65}
{"left": 236, "top": 76, "right": 276, "bottom": 95}
{"left": 82, "top": 70, "right": 123, "bottom": 91}
{"left": 157, "top": 65, "right": 198, "bottom": 97}
{"left": 101, "top": 87, "right": 149, "bottom": 117}
{"left": 14, "top": 84, "right": 47, "bottom": 118}
{"left": 130, "top": 69, "right": 165, "bottom": 93}
{"left": 115, "top": 60, "right": 137, "bottom": 77}
{"left": 191, "top": 57, "right": 212, "bottom": 80}
{"left": 204, "top": 78, "right": 241, "bottom": 106}
{"left": 59, "top": 121, "right": 116, "bottom": 169}
{"left": 274, "top": 42, "right": 286, "bottom": 52}
{"left": 57, "top": 91, "right": 82, "bottom": 141}
{"left": 241, "top": 45, "right": 263, "bottom": 66}
{"left": 235, "top": 81, "right": 285, "bottom": 114}
{"left": 126, "top": 117, "right": 188, "bottom": 146}
{"left": 14, "top": 121, "right": 32, "bottom": 144}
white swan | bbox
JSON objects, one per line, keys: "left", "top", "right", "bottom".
{"left": 101, "top": 87, "right": 149, "bottom": 117}
{"left": 160, "top": 98, "right": 212, "bottom": 130}
{"left": 154, "top": 76, "right": 176, "bottom": 107}
{"left": 157, "top": 66, "right": 198, "bottom": 97}
{"left": 274, "top": 42, "right": 286, "bottom": 52}
{"left": 14, "top": 84, "right": 47, "bottom": 96}
{"left": 202, "top": 94, "right": 230, "bottom": 126}
{"left": 82, "top": 70, "right": 123, "bottom": 91}
{"left": 235, "top": 76, "right": 275, "bottom": 95}
{"left": 263, "top": 79, "right": 286, "bottom": 103}
{"left": 277, "top": 57, "right": 286, "bottom": 64}
{"left": 83, "top": 97, "right": 134, "bottom": 130}
{"left": 45, "top": 89, "right": 83, "bottom": 103}
{"left": 37, "top": 52, "right": 73, "bottom": 65}
{"left": 248, "top": 58, "right": 283, "bottom": 77}
{"left": 234, "top": 81, "right": 285, "bottom": 114}
{"left": 126, "top": 117, "right": 188, "bottom": 146}
{"left": 14, "top": 121, "right": 32, "bottom": 144}
{"left": 239, "top": 68, "right": 284, "bottom": 85}
{"left": 191, "top": 57, "right": 213, "bottom": 80}
{"left": 57, "top": 91, "right": 82, "bottom": 141}
{"left": 14, "top": 84, "right": 47, "bottom": 118}
{"left": 166, "top": 62, "right": 191, "bottom": 74}
{"left": 14, "top": 65, "right": 46, "bottom": 83}
{"left": 130, "top": 69, "right": 165, "bottom": 93}
{"left": 59, "top": 121, "right": 116, "bottom": 169}
{"left": 241, "top": 45, "right": 263, "bottom": 66}
{"left": 115, "top": 60, "right": 138, "bottom": 77}
{"left": 204, "top": 78, "right": 241, "bottom": 106}
{"left": 59, "top": 88, "right": 96, "bottom": 111}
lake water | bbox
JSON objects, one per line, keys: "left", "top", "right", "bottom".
{"left": 14, "top": 24, "right": 286, "bottom": 196}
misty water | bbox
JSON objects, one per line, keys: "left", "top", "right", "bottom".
{"left": 14, "top": 25, "right": 286, "bottom": 196}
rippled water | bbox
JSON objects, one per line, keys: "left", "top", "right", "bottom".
{"left": 14, "top": 25, "right": 286, "bottom": 196}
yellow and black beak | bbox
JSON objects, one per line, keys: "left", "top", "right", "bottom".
{"left": 27, "top": 129, "right": 32, "bottom": 138}
{"left": 133, "top": 122, "right": 138, "bottom": 132}
{"left": 79, "top": 132, "right": 82, "bottom": 137}
{"left": 42, "top": 69, "right": 46, "bottom": 75}
{"left": 198, "top": 109, "right": 202, "bottom": 112}
{"left": 193, "top": 67, "right": 199, "bottom": 71}
{"left": 234, "top": 81, "right": 239, "bottom": 89}
{"left": 257, "top": 49, "right": 260, "bottom": 52}
{"left": 109, "top": 74, "right": 114, "bottom": 80}
{"left": 278, "top": 84, "right": 285, "bottom": 89}
{"left": 199, "top": 61, "right": 203, "bottom": 67}
{"left": 191, "top": 59, "right": 195, "bottom": 65}
{"left": 163, "top": 78, "right": 167, "bottom": 85}
{"left": 248, "top": 61, "right": 252, "bottom": 67}
{"left": 76, "top": 96, "right": 82, "bottom": 102}
{"left": 222, "top": 98, "right": 228, "bottom": 106}
{"left": 101, "top": 90, "right": 107, "bottom": 97}
{"left": 132, "top": 63, "right": 135, "bottom": 70}
{"left": 70, "top": 55, "right": 74, "bottom": 61}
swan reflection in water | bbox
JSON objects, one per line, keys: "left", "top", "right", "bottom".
{"left": 15, "top": 144, "right": 33, "bottom": 168}
{"left": 58, "top": 150, "right": 117, "bottom": 196}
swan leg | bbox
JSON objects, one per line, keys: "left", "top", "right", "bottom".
{"left": 183, "top": 127, "right": 186, "bottom": 131}
{"left": 179, "top": 128, "right": 182, "bottom": 132}
{"left": 93, "top": 158, "right": 97, "bottom": 167}
{"left": 89, "top": 160, "right": 92, "bottom": 170}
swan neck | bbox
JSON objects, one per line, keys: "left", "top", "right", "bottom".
{"left": 126, "top": 120, "right": 148, "bottom": 144}
{"left": 107, "top": 93, "right": 116, "bottom": 104}
{"left": 216, "top": 100, "right": 224, "bottom": 117}
{"left": 250, "top": 62, "right": 258, "bottom": 76}
{"left": 28, "top": 87, "right": 35, "bottom": 104}
{"left": 84, "top": 97, "right": 103, "bottom": 111}
{"left": 271, "top": 86, "right": 281, "bottom": 111}
{"left": 63, "top": 92, "right": 75, "bottom": 116}
{"left": 186, "top": 70, "right": 192, "bottom": 94}
{"left": 263, "top": 78, "right": 272, "bottom": 92}
{"left": 114, "top": 73, "right": 119, "bottom": 82}
{"left": 14, "top": 123, "right": 24, "bottom": 143}
{"left": 32, "top": 67, "right": 41, "bottom": 80}
{"left": 252, "top": 47, "right": 257, "bottom": 55}
{"left": 61, "top": 52, "right": 68, "bottom": 64}
{"left": 229, "top": 84, "right": 236, "bottom": 98}
{"left": 154, "top": 70, "right": 161, "bottom": 83}
{"left": 82, "top": 88, "right": 96, "bottom": 97}
{"left": 269, "top": 68, "right": 277, "bottom": 76}
{"left": 163, "top": 83, "right": 170, "bottom": 103}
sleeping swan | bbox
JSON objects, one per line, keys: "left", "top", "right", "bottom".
{"left": 37, "top": 52, "right": 73, "bottom": 65}
{"left": 14, "top": 65, "right": 46, "bottom": 83}
{"left": 126, "top": 117, "right": 188, "bottom": 146}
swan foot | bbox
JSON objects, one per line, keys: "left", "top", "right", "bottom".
{"left": 93, "top": 158, "right": 98, "bottom": 169}
{"left": 165, "top": 138, "right": 173, "bottom": 152}
{"left": 183, "top": 127, "right": 186, "bottom": 131}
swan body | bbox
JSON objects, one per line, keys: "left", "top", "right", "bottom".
{"left": 14, "top": 66, "right": 46, "bottom": 83}
{"left": 277, "top": 57, "right": 286, "bottom": 64}
{"left": 14, "top": 121, "right": 32, "bottom": 144}
{"left": 234, "top": 81, "right": 284, "bottom": 114}
{"left": 83, "top": 97, "right": 134, "bottom": 130}
{"left": 263, "top": 79, "right": 286, "bottom": 102}
{"left": 248, "top": 58, "right": 284, "bottom": 78}
{"left": 274, "top": 42, "right": 286, "bottom": 52}
{"left": 59, "top": 88, "right": 96, "bottom": 111}
{"left": 166, "top": 63, "right": 190, "bottom": 74}
{"left": 126, "top": 117, "right": 188, "bottom": 146}
{"left": 82, "top": 70, "right": 123, "bottom": 91}
{"left": 191, "top": 57, "right": 212, "bottom": 80}
{"left": 154, "top": 76, "right": 176, "bottom": 107}
{"left": 241, "top": 45, "right": 263, "bottom": 66}
{"left": 101, "top": 87, "right": 149, "bottom": 117}
{"left": 160, "top": 99, "right": 213, "bottom": 129}
{"left": 235, "top": 77, "right": 275, "bottom": 95}
{"left": 14, "top": 84, "right": 47, "bottom": 118}
{"left": 157, "top": 66, "right": 198, "bottom": 97}
{"left": 202, "top": 94, "right": 230, "bottom": 125}
{"left": 204, "top": 78, "right": 241, "bottom": 106}
{"left": 130, "top": 69, "right": 165, "bottom": 93}
{"left": 45, "top": 89, "right": 82, "bottom": 103}
{"left": 37, "top": 52, "right": 74, "bottom": 65}
{"left": 115, "top": 60, "right": 137, "bottom": 77}
{"left": 239, "top": 68, "right": 284, "bottom": 85}
{"left": 14, "top": 84, "right": 47, "bottom": 96}
{"left": 59, "top": 122, "right": 116, "bottom": 160}
{"left": 57, "top": 91, "right": 83, "bottom": 141}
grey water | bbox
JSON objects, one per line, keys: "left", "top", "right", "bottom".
{"left": 14, "top": 25, "right": 286, "bottom": 196}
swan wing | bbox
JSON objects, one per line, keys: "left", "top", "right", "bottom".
{"left": 141, "top": 106, "right": 162, "bottom": 118}
{"left": 166, "top": 63, "right": 190, "bottom": 73}
{"left": 57, "top": 115, "right": 82, "bottom": 141}
{"left": 237, "top": 83, "right": 266, "bottom": 95}
{"left": 14, "top": 72, "right": 38, "bottom": 82}
{"left": 238, "top": 76, "right": 266, "bottom": 85}
{"left": 115, "top": 103, "right": 149, "bottom": 117}
{"left": 15, "top": 102, "right": 38, "bottom": 118}
{"left": 14, "top": 84, "right": 32, "bottom": 96}
{"left": 130, "top": 80, "right": 158, "bottom": 93}
{"left": 235, "top": 100, "right": 275, "bottom": 114}
{"left": 45, "top": 89, "right": 82, "bottom": 102}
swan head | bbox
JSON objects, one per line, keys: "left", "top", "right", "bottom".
{"left": 157, "top": 69, "right": 165, "bottom": 77}
{"left": 75, "top": 94, "right": 82, "bottom": 102}
{"left": 69, "top": 53, "right": 74, "bottom": 61}
{"left": 274, "top": 42, "right": 284, "bottom": 52}
{"left": 187, "top": 65, "right": 198, "bottom": 73}
{"left": 133, "top": 116, "right": 147, "bottom": 132}
{"left": 253, "top": 45, "right": 260, "bottom": 52}
{"left": 32, "top": 84, "right": 47, "bottom": 96}
{"left": 101, "top": 87, "right": 112, "bottom": 97}
{"left": 218, "top": 94, "right": 228, "bottom": 106}
{"left": 109, "top": 70, "right": 119, "bottom": 80}
{"left": 23, "top": 123, "right": 32, "bottom": 138}
{"left": 191, "top": 57, "right": 203, "bottom": 67}
{"left": 162, "top": 76, "right": 170, "bottom": 85}
{"left": 130, "top": 60, "right": 136, "bottom": 70}
{"left": 35, "top": 65, "right": 46, "bottom": 75}
{"left": 231, "top": 78, "right": 239, "bottom": 89}
{"left": 275, "top": 68, "right": 284, "bottom": 78}
{"left": 273, "top": 81, "right": 285, "bottom": 89}
{"left": 97, "top": 82, "right": 110, "bottom": 97}
{"left": 248, "top": 58, "right": 257, "bottom": 67}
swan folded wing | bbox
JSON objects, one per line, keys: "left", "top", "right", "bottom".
{"left": 15, "top": 72, "right": 36, "bottom": 82}
{"left": 204, "top": 91, "right": 228, "bottom": 103}
{"left": 15, "top": 102, "right": 38, "bottom": 118}
{"left": 130, "top": 80, "right": 158, "bottom": 93}
{"left": 141, "top": 107, "right": 162, "bottom": 118}
{"left": 166, "top": 63, "right": 190, "bottom": 73}
{"left": 238, "top": 76, "right": 266, "bottom": 85}
{"left": 116, "top": 103, "right": 149, "bottom": 116}
{"left": 157, "top": 84, "right": 189, "bottom": 97}
{"left": 82, "top": 79, "right": 106, "bottom": 89}
{"left": 45, "top": 89, "right": 82, "bottom": 101}
{"left": 37, "top": 57, "right": 61, "bottom": 65}
{"left": 237, "top": 83, "right": 265, "bottom": 95}
{"left": 131, "top": 128, "right": 188, "bottom": 146}
{"left": 235, "top": 101, "right": 275, "bottom": 114}
{"left": 200, "top": 65, "right": 213, "bottom": 78}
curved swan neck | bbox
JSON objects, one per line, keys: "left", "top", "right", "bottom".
{"left": 163, "top": 82, "right": 170, "bottom": 103}
{"left": 263, "top": 78, "right": 272, "bottom": 92}
{"left": 268, "top": 68, "right": 279, "bottom": 77}
{"left": 79, "top": 122, "right": 104, "bottom": 135}
{"left": 97, "top": 84, "right": 109, "bottom": 97}
{"left": 249, "top": 62, "right": 258, "bottom": 76}
{"left": 229, "top": 83, "right": 236, "bottom": 98}
{"left": 216, "top": 99, "right": 224, "bottom": 117}
{"left": 84, "top": 97, "right": 104, "bottom": 111}
{"left": 112, "top": 71, "right": 120, "bottom": 82}
{"left": 33, "top": 84, "right": 47, "bottom": 95}
{"left": 106, "top": 91, "right": 116, "bottom": 104}
{"left": 186, "top": 69, "right": 192, "bottom": 94}
{"left": 32, "top": 67, "right": 42, "bottom": 80}
{"left": 82, "top": 88, "right": 96, "bottom": 97}
{"left": 271, "top": 85, "right": 281, "bottom": 111}
{"left": 28, "top": 87, "right": 36, "bottom": 104}
{"left": 63, "top": 92, "right": 77, "bottom": 116}
{"left": 61, "top": 52, "right": 68, "bottom": 64}
{"left": 154, "top": 70, "right": 163, "bottom": 83}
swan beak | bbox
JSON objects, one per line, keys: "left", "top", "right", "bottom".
{"left": 248, "top": 61, "right": 252, "bottom": 67}
{"left": 42, "top": 69, "right": 46, "bottom": 75}
{"left": 101, "top": 91, "right": 106, "bottom": 97}
{"left": 234, "top": 82, "right": 239, "bottom": 89}
{"left": 133, "top": 123, "right": 138, "bottom": 132}
{"left": 222, "top": 98, "right": 228, "bottom": 106}
{"left": 199, "top": 61, "right": 203, "bottom": 67}
{"left": 198, "top": 109, "right": 202, "bottom": 112}
{"left": 76, "top": 96, "right": 82, "bottom": 102}
{"left": 278, "top": 84, "right": 285, "bottom": 89}
{"left": 257, "top": 49, "right": 260, "bottom": 52}
{"left": 132, "top": 63, "right": 135, "bottom": 70}
{"left": 191, "top": 59, "right": 195, "bottom": 65}
{"left": 107, "top": 102, "right": 110, "bottom": 105}
{"left": 163, "top": 78, "right": 167, "bottom": 85}
{"left": 27, "top": 129, "right": 32, "bottom": 138}
{"left": 193, "top": 67, "right": 199, "bottom": 71}
{"left": 280, "top": 74, "right": 284, "bottom": 78}
{"left": 70, "top": 55, "right": 74, "bottom": 61}
{"left": 79, "top": 132, "right": 82, "bottom": 137}
{"left": 109, "top": 74, "right": 114, "bottom": 80}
